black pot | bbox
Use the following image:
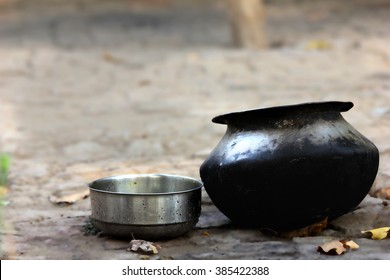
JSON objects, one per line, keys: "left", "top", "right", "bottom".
{"left": 200, "top": 101, "right": 379, "bottom": 231}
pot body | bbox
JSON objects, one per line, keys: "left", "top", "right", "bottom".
{"left": 200, "top": 102, "right": 379, "bottom": 231}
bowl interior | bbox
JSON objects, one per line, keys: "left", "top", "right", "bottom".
{"left": 89, "top": 174, "right": 202, "bottom": 195}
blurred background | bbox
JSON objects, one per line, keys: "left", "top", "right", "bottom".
{"left": 1, "top": 0, "right": 390, "bottom": 162}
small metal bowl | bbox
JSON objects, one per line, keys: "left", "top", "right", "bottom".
{"left": 89, "top": 174, "right": 202, "bottom": 240}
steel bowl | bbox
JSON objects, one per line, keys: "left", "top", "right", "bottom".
{"left": 89, "top": 174, "right": 202, "bottom": 240}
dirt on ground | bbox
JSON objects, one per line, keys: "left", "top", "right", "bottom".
{"left": 0, "top": 0, "right": 390, "bottom": 259}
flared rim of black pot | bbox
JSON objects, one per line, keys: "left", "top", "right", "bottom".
{"left": 212, "top": 101, "right": 354, "bottom": 125}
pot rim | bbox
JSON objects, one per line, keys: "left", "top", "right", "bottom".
{"left": 89, "top": 173, "right": 203, "bottom": 196}
{"left": 212, "top": 101, "right": 354, "bottom": 125}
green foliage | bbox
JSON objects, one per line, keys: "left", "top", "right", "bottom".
{"left": 0, "top": 154, "right": 10, "bottom": 186}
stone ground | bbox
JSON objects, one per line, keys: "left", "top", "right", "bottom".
{"left": 0, "top": 0, "right": 390, "bottom": 259}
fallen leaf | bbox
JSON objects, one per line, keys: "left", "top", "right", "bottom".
{"left": 305, "top": 40, "right": 332, "bottom": 50}
{"left": 317, "top": 240, "right": 346, "bottom": 255}
{"left": 201, "top": 231, "right": 210, "bottom": 237}
{"left": 361, "top": 227, "right": 390, "bottom": 240}
{"left": 0, "top": 200, "right": 10, "bottom": 206}
{"left": 318, "top": 239, "right": 359, "bottom": 255}
{"left": 138, "top": 80, "right": 151, "bottom": 87}
{"left": 341, "top": 240, "right": 360, "bottom": 250}
{"left": 374, "top": 187, "right": 390, "bottom": 200}
{"left": 280, "top": 217, "right": 328, "bottom": 238}
{"left": 0, "top": 186, "right": 8, "bottom": 196}
{"left": 187, "top": 52, "right": 200, "bottom": 63}
{"left": 128, "top": 239, "right": 160, "bottom": 255}
{"left": 102, "top": 51, "right": 122, "bottom": 64}
{"left": 49, "top": 188, "right": 90, "bottom": 205}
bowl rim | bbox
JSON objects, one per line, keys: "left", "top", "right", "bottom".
{"left": 88, "top": 173, "right": 203, "bottom": 196}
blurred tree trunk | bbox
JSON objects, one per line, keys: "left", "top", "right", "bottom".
{"left": 226, "top": 0, "right": 267, "bottom": 49}
{"left": 0, "top": 0, "right": 8, "bottom": 8}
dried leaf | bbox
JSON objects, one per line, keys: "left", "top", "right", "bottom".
{"left": 49, "top": 188, "right": 90, "bottom": 205}
{"left": 102, "top": 51, "right": 122, "bottom": 64}
{"left": 280, "top": 217, "right": 328, "bottom": 238}
{"left": 0, "top": 186, "right": 8, "bottom": 196}
{"left": 128, "top": 240, "right": 160, "bottom": 255}
{"left": 187, "top": 52, "right": 200, "bottom": 63}
{"left": 318, "top": 240, "right": 346, "bottom": 255}
{"left": 201, "top": 231, "right": 210, "bottom": 237}
{"left": 374, "top": 187, "right": 390, "bottom": 199}
{"left": 138, "top": 80, "right": 151, "bottom": 87}
{"left": 341, "top": 240, "right": 360, "bottom": 250}
{"left": 306, "top": 40, "right": 332, "bottom": 50}
{"left": 150, "top": 244, "right": 159, "bottom": 254}
{"left": 361, "top": 227, "right": 390, "bottom": 240}
{"left": 318, "top": 239, "right": 359, "bottom": 255}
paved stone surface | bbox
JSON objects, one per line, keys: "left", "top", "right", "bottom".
{"left": 0, "top": 0, "right": 389, "bottom": 259}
